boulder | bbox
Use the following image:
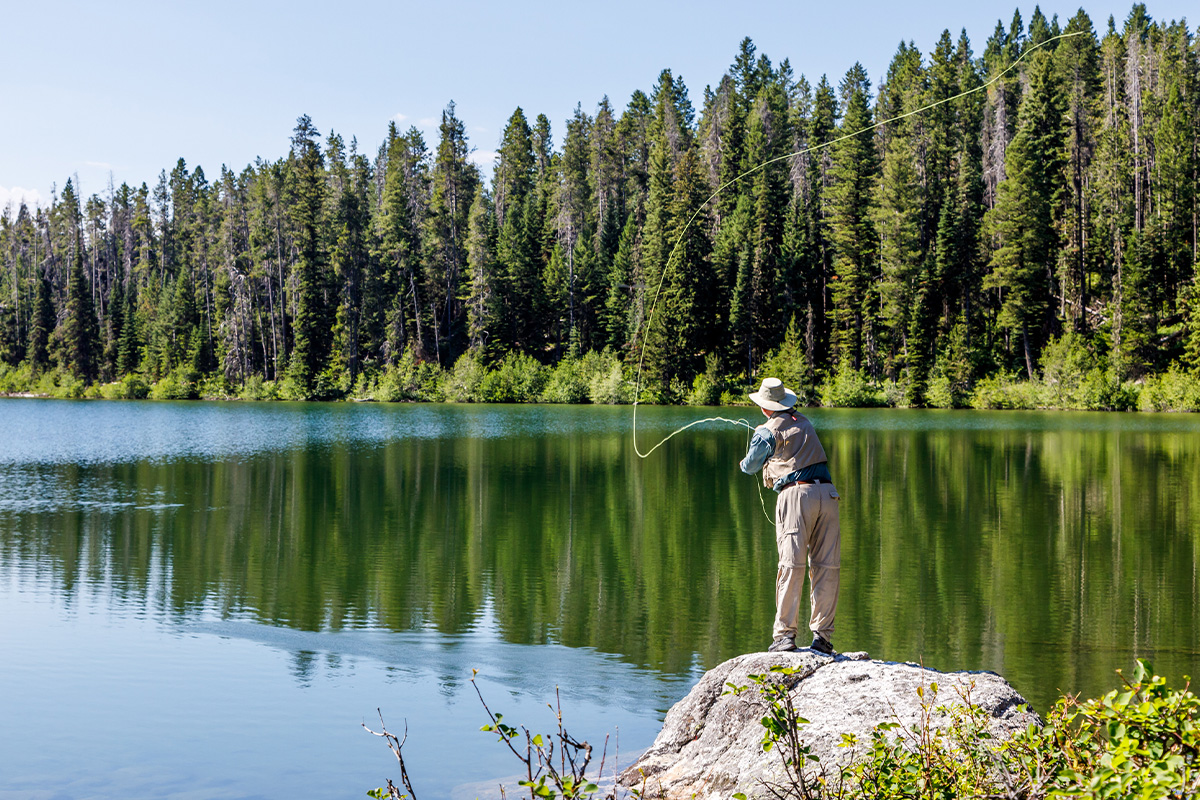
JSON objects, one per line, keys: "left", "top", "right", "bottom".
{"left": 618, "top": 650, "right": 1039, "bottom": 800}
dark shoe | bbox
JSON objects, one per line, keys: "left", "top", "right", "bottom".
{"left": 810, "top": 635, "right": 834, "bottom": 655}
{"left": 768, "top": 636, "right": 797, "bottom": 653}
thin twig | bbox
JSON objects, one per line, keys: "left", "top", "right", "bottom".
{"left": 363, "top": 710, "right": 419, "bottom": 800}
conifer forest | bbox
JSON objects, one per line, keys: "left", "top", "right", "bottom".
{"left": 2, "top": 4, "right": 1198, "bottom": 408}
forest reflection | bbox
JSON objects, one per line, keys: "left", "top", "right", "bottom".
{"left": 2, "top": 406, "right": 1196, "bottom": 713}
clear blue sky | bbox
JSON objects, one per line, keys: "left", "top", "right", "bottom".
{"left": 2, "top": 1, "right": 1194, "bottom": 210}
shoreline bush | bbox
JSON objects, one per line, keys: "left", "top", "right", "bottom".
{"left": 5, "top": 347, "right": 1200, "bottom": 413}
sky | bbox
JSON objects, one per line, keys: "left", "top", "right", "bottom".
{"left": 1, "top": 0, "right": 1195, "bottom": 212}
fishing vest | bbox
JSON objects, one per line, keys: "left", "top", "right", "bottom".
{"left": 760, "top": 411, "right": 828, "bottom": 488}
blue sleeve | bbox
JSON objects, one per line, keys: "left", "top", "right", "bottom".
{"left": 739, "top": 429, "right": 775, "bottom": 474}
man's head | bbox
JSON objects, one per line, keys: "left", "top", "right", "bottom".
{"left": 749, "top": 377, "right": 798, "bottom": 413}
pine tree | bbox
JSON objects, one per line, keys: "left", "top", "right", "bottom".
{"left": 744, "top": 81, "right": 792, "bottom": 368}
{"left": 982, "top": 12, "right": 1025, "bottom": 209}
{"left": 423, "top": 102, "right": 479, "bottom": 365}
{"left": 874, "top": 41, "right": 926, "bottom": 381}
{"left": 637, "top": 128, "right": 675, "bottom": 388}
{"left": 602, "top": 213, "right": 637, "bottom": 352}
{"left": 465, "top": 185, "right": 500, "bottom": 358}
{"left": 827, "top": 63, "right": 878, "bottom": 371}
{"left": 62, "top": 230, "right": 99, "bottom": 382}
{"left": 591, "top": 96, "right": 623, "bottom": 266}
{"left": 117, "top": 283, "right": 140, "bottom": 375}
{"left": 327, "top": 133, "right": 371, "bottom": 384}
{"left": 1055, "top": 10, "right": 1100, "bottom": 333}
{"left": 643, "top": 145, "right": 714, "bottom": 389}
{"left": 494, "top": 108, "right": 535, "bottom": 230}
{"left": 287, "top": 114, "right": 330, "bottom": 396}
{"left": 555, "top": 104, "right": 595, "bottom": 350}
{"left": 28, "top": 266, "right": 54, "bottom": 372}
{"left": 984, "top": 49, "right": 1065, "bottom": 377}
{"left": 804, "top": 76, "right": 838, "bottom": 373}
{"left": 493, "top": 109, "right": 539, "bottom": 353}
{"left": 374, "top": 123, "right": 429, "bottom": 363}
{"left": 104, "top": 276, "right": 124, "bottom": 381}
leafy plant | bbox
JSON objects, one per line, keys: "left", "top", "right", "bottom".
{"left": 728, "top": 660, "right": 1197, "bottom": 799}
{"left": 818, "top": 365, "right": 884, "bottom": 408}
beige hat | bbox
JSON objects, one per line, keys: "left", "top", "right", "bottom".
{"left": 749, "top": 377, "right": 798, "bottom": 411}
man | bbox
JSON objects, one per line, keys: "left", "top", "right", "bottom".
{"left": 739, "top": 377, "right": 841, "bottom": 655}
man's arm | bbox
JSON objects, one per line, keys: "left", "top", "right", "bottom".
{"left": 739, "top": 429, "right": 775, "bottom": 474}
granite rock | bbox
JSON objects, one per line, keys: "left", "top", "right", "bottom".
{"left": 618, "top": 649, "right": 1039, "bottom": 800}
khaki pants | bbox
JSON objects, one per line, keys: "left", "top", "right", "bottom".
{"left": 774, "top": 482, "right": 840, "bottom": 642}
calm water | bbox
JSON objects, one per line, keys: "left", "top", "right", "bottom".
{"left": 1, "top": 399, "right": 1197, "bottom": 799}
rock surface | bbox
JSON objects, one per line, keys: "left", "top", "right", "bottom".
{"left": 618, "top": 649, "right": 1039, "bottom": 800}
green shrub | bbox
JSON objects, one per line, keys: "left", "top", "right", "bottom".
{"left": 818, "top": 365, "right": 884, "bottom": 408}
{"left": 1139, "top": 363, "right": 1200, "bottom": 412}
{"left": 924, "top": 373, "right": 958, "bottom": 409}
{"left": 577, "top": 350, "right": 626, "bottom": 403}
{"left": 729, "top": 660, "right": 1197, "bottom": 800}
{"left": 720, "top": 388, "right": 751, "bottom": 406}
{"left": 149, "top": 366, "right": 199, "bottom": 400}
{"left": 969, "top": 372, "right": 1046, "bottom": 409}
{"left": 238, "top": 374, "right": 278, "bottom": 401}
{"left": 542, "top": 357, "right": 588, "bottom": 403}
{"left": 0, "top": 362, "right": 35, "bottom": 394}
{"left": 1006, "top": 660, "right": 1199, "bottom": 799}
{"left": 686, "top": 353, "right": 723, "bottom": 406}
{"left": 1030, "top": 333, "right": 1138, "bottom": 411}
{"left": 926, "top": 348, "right": 975, "bottom": 408}
{"left": 587, "top": 358, "right": 631, "bottom": 404}
{"left": 48, "top": 371, "right": 87, "bottom": 399}
{"left": 370, "top": 348, "right": 445, "bottom": 402}
{"left": 198, "top": 373, "right": 233, "bottom": 400}
{"left": 881, "top": 378, "right": 909, "bottom": 408}
{"left": 371, "top": 369, "right": 405, "bottom": 403}
{"left": 275, "top": 374, "right": 306, "bottom": 401}
{"left": 443, "top": 352, "right": 486, "bottom": 402}
{"left": 99, "top": 373, "right": 150, "bottom": 400}
{"left": 478, "top": 352, "right": 547, "bottom": 402}
{"left": 310, "top": 366, "right": 348, "bottom": 401}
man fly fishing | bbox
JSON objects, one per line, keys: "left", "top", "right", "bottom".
{"left": 739, "top": 377, "right": 841, "bottom": 655}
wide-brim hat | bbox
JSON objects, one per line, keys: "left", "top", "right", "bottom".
{"left": 749, "top": 377, "right": 798, "bottom": 411}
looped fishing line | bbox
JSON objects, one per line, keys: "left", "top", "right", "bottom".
{"left": 630, "top": 29, "right": 1084, "bottom": 463}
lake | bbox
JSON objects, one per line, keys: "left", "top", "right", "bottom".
{"left": 1, "top": 399, "right": 1196, "bottom": 799}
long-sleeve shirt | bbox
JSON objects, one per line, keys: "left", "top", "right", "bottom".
{"left": 740, "top": 427, "right": 833, "bottom": 492}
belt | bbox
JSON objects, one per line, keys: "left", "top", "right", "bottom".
{"left": 780, "top": 478, "right": 823, "bottom": 490}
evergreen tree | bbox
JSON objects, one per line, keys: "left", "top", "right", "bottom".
{"left": 874, "top": 41, "right": 926, "bottom": 382}
{"left": 643, "top": 146, "right": 714, "bottom": 389}
{"left": 494, "top": 108, "right": 535, "bottom": 229}
{"left": 327, "top": 133, "right": 371, "bottom": 384}
{"left": 1055, "top": 10, "right": 1101, "bottom": 333}
{"left": 743, "top": 81, "right": 792, "bottom": 369}
{"left": 28, "top": 266, "right": 54, "bottom": 372}
{"left": 116, "top": 283, "right": 140, "bottom": 375}
{"left": 287, "top": 114, "right": 331, "bottom": 395}
{"left": 827, "top": 63, "right": 878, "bottom": 371}
{"left": 62, "top": 230, "right": 99, "bottom": 381}
{"left": 465, "top": 185, "right": 500, "bottom": 358}
{"left": 423, "top": 102, "right": 478, "bottom": 365}
{"left": 555, "top": 103, "right": 595, "bottom": 350}
{"left": 602, "top": 213, "right": 637, "bottom": 352}
{"left": 984, "top": 49, "right": 1065, "bottom": 377}
{"left": 374, "top": 123, "right": 429, "bottom": 363}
